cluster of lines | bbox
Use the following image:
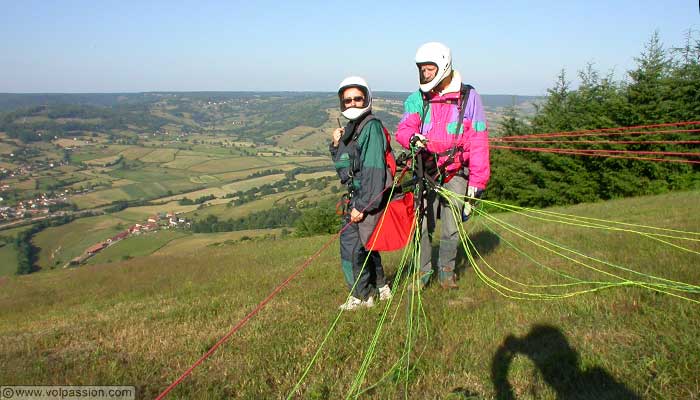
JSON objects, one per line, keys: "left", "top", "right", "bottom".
{"left": 156, "top": 121, "right": 700, "bottom": 399}
{"left": 488, "top": 121, "right": 700, "bottom": 165}
{"left": 286, "top": 185, "right": 699, "bottom": 398}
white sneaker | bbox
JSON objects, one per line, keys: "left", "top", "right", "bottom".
{"left": 339, "top": 295, "right": 374, "bottom": 311}
{"left": 378, "top": 285, "right": 392, "bottom": 301}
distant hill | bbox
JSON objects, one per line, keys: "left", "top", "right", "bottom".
{"left": 374, "top": 91, "right": 541, "bottom": 108}
{"left": 0, "top": 92, "right": 541, "bottom": 113}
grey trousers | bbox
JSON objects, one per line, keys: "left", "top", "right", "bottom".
{"left": 418, "top": 173, "right": 468, "bottom": 276}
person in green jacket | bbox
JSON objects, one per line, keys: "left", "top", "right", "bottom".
{"left": 330, "top": 76, "right": 392, "bottom": 310}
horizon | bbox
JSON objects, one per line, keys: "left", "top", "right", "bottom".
{"left": 0, "top": 90, "right": 543, "bottom": 96}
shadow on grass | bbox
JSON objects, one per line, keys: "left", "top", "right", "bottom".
{"left": 456, "top": 229, "right": 500, "bottom": 277}
{"left": 490, "top": 324, "right": 640, "bottom": 400}
{"left": 389, "top": 228, "right": 501, "bottom": 286}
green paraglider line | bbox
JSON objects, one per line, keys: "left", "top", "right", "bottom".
{"left": 158, "top": 121, "right": 700, "bottom": 399}
{"left": 293, "top": 138, "right": 699, "bottom": 397}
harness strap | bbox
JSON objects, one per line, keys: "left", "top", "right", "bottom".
{"left": 442, "top": 84, "right": 473, "bottom": 170}
{"left": 343, "top": 114, "right": 393, "bottom": 196}
{"left": 418, "top": 84, "right": 473, "bottom": 182}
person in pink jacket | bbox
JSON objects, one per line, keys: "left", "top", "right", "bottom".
{"left": 395, "top": 42, "right": 491, "bottom": 289}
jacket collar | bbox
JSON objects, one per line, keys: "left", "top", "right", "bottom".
{"left": 437, "top": 70, "right": 462, "bottom": 96}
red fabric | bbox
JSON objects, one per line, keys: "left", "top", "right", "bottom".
{"left": 382, "top": 126, "right": 397, "bottom": 176}
{"left": 366, "top": 192, "right": 415, "bottom": 251}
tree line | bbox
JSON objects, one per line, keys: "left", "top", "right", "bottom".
{"left": 0, "top": 104, "right": 172, "bottom": 143}
{"left": 487, "top": 31, "right": 700, "bottom": 208}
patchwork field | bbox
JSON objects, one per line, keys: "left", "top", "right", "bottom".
{"left": 139, "top": 148, "right": 178, "bottom": 163}
{"left": 188, "top": 157, "right": 275, "bottom": 173}
{"left": 112, "top": 201, "right": 199, "bottom": 222}
{"left": 0, "top": 142, "right": 18, "bottom": 153}
{"left": 118, "top": 146, "right": 154, "bottom": 160}
{"left": 162, "top": 155, "right": 215, "bottom": 169}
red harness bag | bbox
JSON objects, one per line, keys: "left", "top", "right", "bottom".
{"left": 353, "top": 114, "right": 414, "bottom": 252}
{"left": 365, "top": 192, "right": 415, "bottom": 251}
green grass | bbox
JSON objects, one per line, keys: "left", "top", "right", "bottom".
{"left": 139, "top": 148, "right": 178, "bottom": 163}
{"left": 189, "top": 175, "right": 220, "bottom": 184}
{"left": 112, "top": 201, "right": 199, "bottom": 222}
{"left": 220, "top": 173, "right": 286, "bottom": 192}
{"left": 119, "top": 146, "right": 155, "bottom": 160}
{"left": 72, "top": 166, "right": 207, "bottom": 209}
{"left": 188, "top": 157, "right": 275, "bottom": 174}
{"left": 33, "top": 215, "right": 132, "bottom": 270}
{"left": 163, "top": 155, "right": 217, "bottom": 169}
{"left": 0, "top": 224, "right": 34, "bottom": 238}
{"left": 0, "top": 242, "right": 18, "bottom": 276}
{"left": 0, "top": 191, "right": 698, "bottom": 398}
{"left": 179, "top": 186, "right": 331, "bottom": 221}
{"left": 0, "top": 141, "right": 18, "bottom": 153}
{"left": 71, "top": 187, "right": 132, "bottom": 209}
{"left": 153, "top": 229, "right": 283, "bottom": 256}
{"left": 70, "top": 148, "right": 120, "bottom": 163}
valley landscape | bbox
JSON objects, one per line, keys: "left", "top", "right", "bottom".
{"left": 1, "top": 25, "right": 699, "bottom": 399}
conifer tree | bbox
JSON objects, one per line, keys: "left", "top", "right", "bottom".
{"left": 627, "top": 31, "right": 672, "bottom": 124}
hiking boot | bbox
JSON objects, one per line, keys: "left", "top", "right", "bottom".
{"left": 408, "top": 279, "right": 425, "bottom": 292}
{"left": 339, "top": 295, "right": 374, "bottom": 311}
{"left": 378, "top": 285, "right": 392, "bottom": 301}
{"left": 408, "top": 271, "right": 431, "bottom": 292}
{"left": 439, "top": 270, "right": 458, "bottom": 289}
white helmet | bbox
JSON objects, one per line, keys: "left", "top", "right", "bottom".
{"left": 337, "top": 76, "right": 372, "bottom": 120}
{"left": 415, "top": 42, "right": 452, "bottom": 93}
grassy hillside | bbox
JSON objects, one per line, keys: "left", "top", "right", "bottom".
{"left": 0, "top": 191, "right": 698, "bottom": 399}
{"left": 33, "top": 214, "right": 133, "bottom": 270}
{"left": 0, "top": 242, "right": 18, "bottom": 275}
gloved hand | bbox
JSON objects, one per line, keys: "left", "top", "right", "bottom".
{"left": 462, "top": 186, "right": 484, "bottom": 222}
{"left": 410, "top": 133, "right": 427, "bottom": 149}
{"left": 462, "top": 202, "right": 473, "bottom": 222}
{"left": 467, "top": 185, "right": 484, "bottom": 200}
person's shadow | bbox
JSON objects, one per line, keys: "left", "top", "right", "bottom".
{"left": 455, "top": 229, "right": 500, "bottom": 276}
{"left": 491, "top": 324, "right": 641, "bottom": 400}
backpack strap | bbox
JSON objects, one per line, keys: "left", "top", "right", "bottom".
{"left": 441, "top": 83, "right": 473, "bottom": 169}
{"left": 419, "top": 92, "right": 430, "bottom": 135}
{"left": 353, "top": 113, "right": 377, "bottom": 141}
{"left": 355, "top": 114, "right": 397, "bottom": 177}
{"left": 455, "top": 83, "right": 473, "bottom": 136}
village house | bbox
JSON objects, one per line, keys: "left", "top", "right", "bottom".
{"left": 107, "top": 231, "right": 130, "bottom": 243}
{"left": 129, "top": 224, "right": 143, "bottom": 234}
{"left": 86, "top": 242, "right": 107, "bottom": 254}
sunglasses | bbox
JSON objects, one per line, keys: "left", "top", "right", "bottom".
{"left": 343, "top": 96, "right": 365, "bottom": 105}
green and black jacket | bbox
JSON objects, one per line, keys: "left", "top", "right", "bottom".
{"left": 330, "top": 113, "right": 388, "bottom": 214}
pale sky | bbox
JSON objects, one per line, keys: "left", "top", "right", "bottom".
{"left": 1, "top": 0, "right": 698, "bottom": 95}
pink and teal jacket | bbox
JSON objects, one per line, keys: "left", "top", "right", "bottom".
{"left": 395, "top": 71, "right": 491, "bottom": 189}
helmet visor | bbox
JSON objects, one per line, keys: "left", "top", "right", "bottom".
{"left": 338, "top": 86, "right": 369, "bottom": 112}
{"left": 417, "top": 62, "right": 439, "bottom": 85}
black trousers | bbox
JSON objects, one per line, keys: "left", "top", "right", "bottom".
{"left": 339, "top": 212, "right": 386, "bottom": 300}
